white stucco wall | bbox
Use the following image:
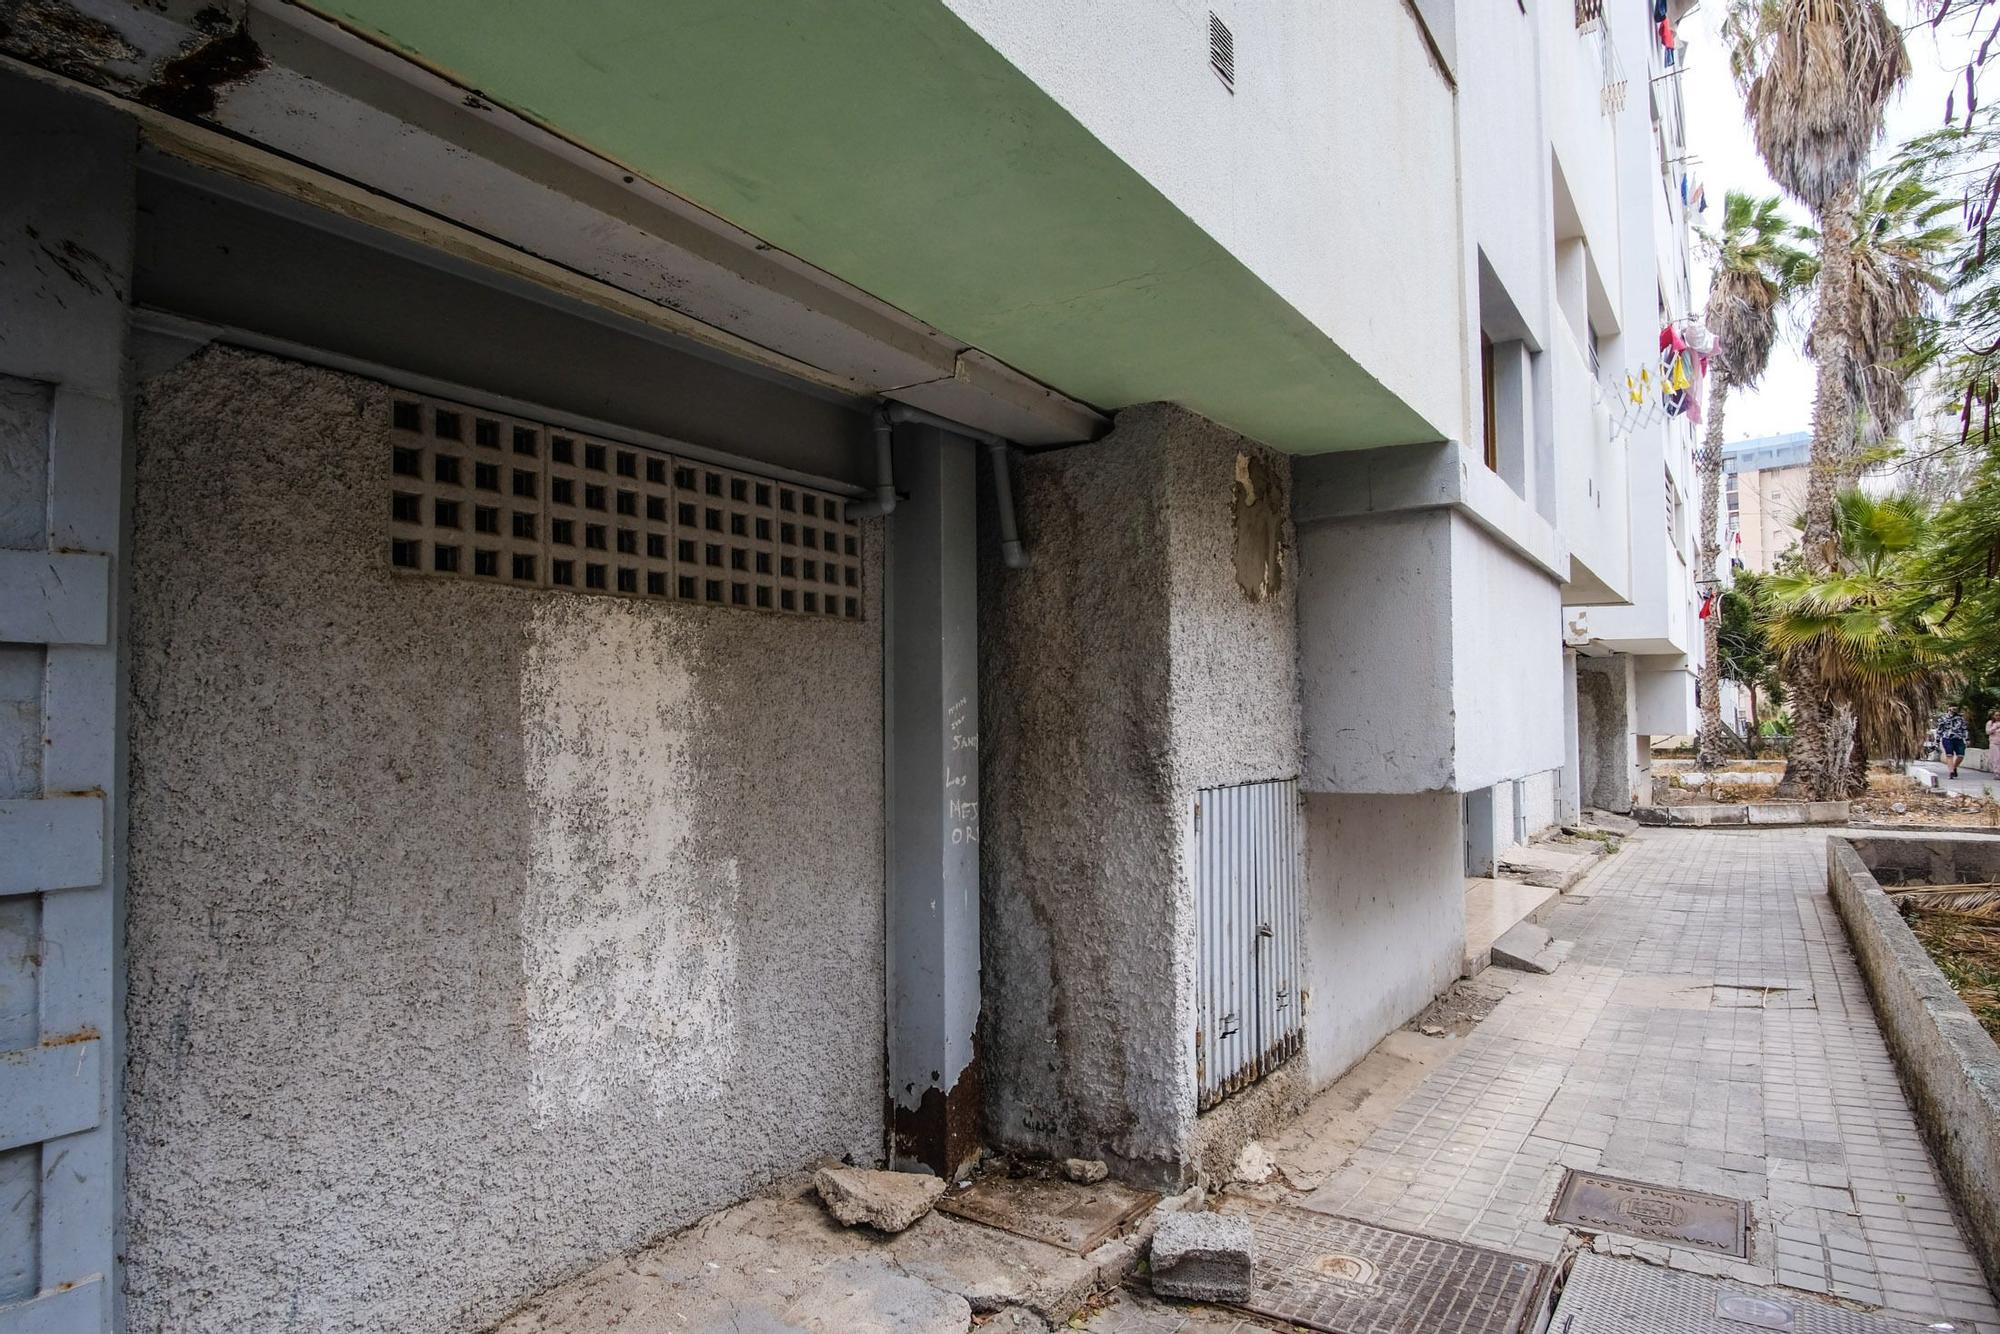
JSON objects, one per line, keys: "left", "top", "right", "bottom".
{"left": 942, "top": 0, "right": 1466, "bottom": 445}
{"left": 1451, "top": 518, "right": 1568, "bottom": 791}
{"left": 123, "top": 349, "right": 886, "bottom": 1334}
{"left": 1298, "top": 510, "right": 1456, "bottom": 793}
{"left": 1304, "top": 792, "right": 1464, "bottom": 1087}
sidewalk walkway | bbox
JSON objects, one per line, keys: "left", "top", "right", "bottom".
{"left": 1092, "top": 827, "right": 1998, "bottom": 1333}
{"left": 1911, "top": 759, "right": 2000, "bottom": 798}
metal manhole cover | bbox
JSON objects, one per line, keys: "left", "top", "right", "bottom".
{"left": 1552, "top": 1251, "right": 1958, "bottom": 1332}
{"left": 1213, "top": 1198, "right": 1549, "bottom": 1333}
{"left": 935, "top": 1176, "right": 1160, "bottom": 1255}
{"left": 1550, "top": 1170, "right": 1748, "bottom": 1258}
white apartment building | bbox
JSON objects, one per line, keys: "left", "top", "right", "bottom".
{"left": 0, "top": 2, "right": 1694, "bottom": 1329}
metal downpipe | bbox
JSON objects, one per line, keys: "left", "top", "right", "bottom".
{"left": 846, "top": 408, "right": 898, "bottom": 520}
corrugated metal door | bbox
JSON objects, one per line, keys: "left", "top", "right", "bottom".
{"left": 1194, "top": 778, "right": 1304, "bottom": 1110}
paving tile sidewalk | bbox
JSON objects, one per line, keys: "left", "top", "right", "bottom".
{"left": 1296, "top": 827, "right": 1999, "bottom": 1332}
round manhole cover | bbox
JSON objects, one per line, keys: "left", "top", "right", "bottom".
{"left": 1307, "top": 1253, "right": 1379, "bottom": 1286}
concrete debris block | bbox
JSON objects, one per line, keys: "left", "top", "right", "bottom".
{"left": 1149, "top": 1212, "right": 1256, "bottom": 1303}
{"left": 1230, "top": 1141, "right": 1274, "bottom": 1185}
{"left": 1419, "top": 1024, "right": 1446, "bottom": 1037}
{"left": 1061, "top": 1157, "right": 1107, "bottom": 1184}
{"left": 813, "top": 1166, "right": 946, "bottom": 1234}
{"left": 1491, "top": 921, "right": 1565, "bottom": 974}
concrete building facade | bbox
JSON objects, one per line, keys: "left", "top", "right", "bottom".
{"left": 1725, "top": 430, "right": 1813, "bottom": 574}
{"left": 0, "top": 1, "right": 1693, "bottom": 1329}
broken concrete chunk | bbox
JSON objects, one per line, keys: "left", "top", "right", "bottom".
{"left": 813, "top": 1165, "right": 946, "bottom": 1234}
{"left": 1490, "top": 921, "right": 1565, "bottom": 974}
{"left": 1230, "top": 1141, "right": 1274, "bottom": 1185}
{"left": 1061, "top": 1157, "right": 1108, "bottom": 1184}
{"left": 1150, "top": 1212, "right": 1255, "bottom": 1303}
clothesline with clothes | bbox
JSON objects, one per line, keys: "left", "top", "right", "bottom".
{"left": 1592, "top": 317, "right": 1712, "bottom": 437}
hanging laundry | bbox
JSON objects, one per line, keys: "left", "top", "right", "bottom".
{"left": 1654, "top": 0, "right": 1668, "bottom": 20}
{"left": 1680, "top": 175, "right": 1690, "bottom": 206}
{"left": 1690, "top": 181, "right": 1708, "bottom": 213}
{"left": 1699, "top": 593, "right": 1714, "bottom": 621}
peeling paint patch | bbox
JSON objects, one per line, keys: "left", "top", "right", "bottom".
{"left": 138, "top": 25, "right": 265, "bottom": 119}
{"left": 518, "top": 599, "right": 739, "bottom": 1120}
{"left": 0, "top": 1, "right": 141, "bottom": 88}
{"left": 1232, "top": 450, "right": 1283, "bottom": 602}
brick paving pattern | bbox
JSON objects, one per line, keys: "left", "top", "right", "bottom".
{"left": 1297, "top": 828, "right": 1999, "bottom": 1332}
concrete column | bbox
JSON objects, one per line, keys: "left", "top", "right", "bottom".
{"left": 1558, "top": 647, "right": 1581, "bottom": 824}
{"left": 884, "top": 424, "right": 981, "bottom": 1179}
{"left": 1576, "top": 654, "right": 1639, "bottom": 813}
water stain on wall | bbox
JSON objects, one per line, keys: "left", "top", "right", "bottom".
{"left": 518, "top": 599, "right": 740, "bottom": 1120}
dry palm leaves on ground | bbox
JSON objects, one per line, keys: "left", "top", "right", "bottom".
{"left": 1897, "top": 886, "right": 2000, "bottom": 1040}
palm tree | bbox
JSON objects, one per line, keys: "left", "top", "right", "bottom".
{"left": 1725, "top": 0, "right": 1910, "bottom": 799}
{"left": 1762, "top": 490, "right": 1958, "bottom": 793}
{"left": 1791, "top": 169, "right": 1959, "bottom": 454}
{"left": 1696, "top": 192, "right": 1806, "bottom": 769}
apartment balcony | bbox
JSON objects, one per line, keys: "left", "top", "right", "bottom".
{"left": 1293, "top": 443, "right": 1570, "bottom": 796}
{"left": 1554, "top": 321, "right": 1631, "bottom": 606}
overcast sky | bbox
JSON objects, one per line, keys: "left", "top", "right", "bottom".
{"left": 1682, "top": 0, "right": 1983, "bottom": 443}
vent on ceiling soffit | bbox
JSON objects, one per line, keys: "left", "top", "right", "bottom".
{"left": 1209, "top": 12, "right": 1235, "bottom": 92}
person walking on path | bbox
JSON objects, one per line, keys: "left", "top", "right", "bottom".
{"left": 1938, "top": 705, "right": 1970, "bottom": 779}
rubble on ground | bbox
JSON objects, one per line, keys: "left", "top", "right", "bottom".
{"left": 1229, "top": 1141, "right": 1274, "bottom": 1185}
{"left": 1149, "top": 1212, "right": 1256, "bottom": 1303}
{"left": 1060, "top": 1157, "right": 1107, "bottom": 1184}
{"left": 813, "top": 1165, "right": 946, "bottom": 1233}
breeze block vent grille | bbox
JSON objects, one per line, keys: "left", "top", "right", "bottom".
{"left": 387, "top": 394, "right": 863, "bottom": 619}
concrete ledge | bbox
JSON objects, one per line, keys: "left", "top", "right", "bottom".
{"left": 1828, "top": 836, "right": 2000, "bottom": 1288}
{"left": 1634, "top": 801, "right": 1848, "bottom": 828}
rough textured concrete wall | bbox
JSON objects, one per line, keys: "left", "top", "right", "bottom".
{"left": 123, "top": 348, "right": 885, "bottom": 1334}
{"left": 1830, "top": 839, "right": 2000, "bottom": 1288}
{"left": 981, "top": 403, "right": 1298, "bottom": 1185}
{"left": 1576, "top": 654, "right": 1636, "bottom": 812}
{"left": 1303, "top": 792, "right": 1464, "bottom": 1087}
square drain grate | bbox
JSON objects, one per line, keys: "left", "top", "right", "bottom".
{"left": 1550, "top": 1170, "right": 1748, "bottom": 1258}
{"left": 1552, "top": 1251, "right": 1952, "bottom": 1332}
{"left": 1211, "top": 1198, "right": 1550, "bottom": 1333}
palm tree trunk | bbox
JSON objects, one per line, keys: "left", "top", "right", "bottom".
{"left": 1696, "top": 376, "right": 1731, "bottom": 770}
{"left": 1783, "top": 184, "right": 1859, "bottom": 802}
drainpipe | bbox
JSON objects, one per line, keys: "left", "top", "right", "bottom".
{"left": 846, "top": 402, "right": 1034, "bottom": 569}
{"left": 985, "top": 437, "right": 1029, "bottom": 570}
{"left": 847, "top": 407, "right": 898, "bottom": 519}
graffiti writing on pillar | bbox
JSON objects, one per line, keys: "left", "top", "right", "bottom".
{"left": 946, "top": 696, "right": 979, "bottom": 847}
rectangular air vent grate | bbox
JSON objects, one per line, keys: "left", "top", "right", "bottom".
{"left": 1209, "top": 12, "right": 1235, "bottom": 91}
{"left": 387, "top": 393, "right": 863, "bottom": 620}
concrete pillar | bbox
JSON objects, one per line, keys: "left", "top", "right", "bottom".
{"left": 884, "top": 424, "right": 982, "bottom": 1179}
{"left": 1576, "top": 653, "right": 1639, "bottom": 813}
{"left": 1558, "top": 647, "right": 1581, "bottom": 824}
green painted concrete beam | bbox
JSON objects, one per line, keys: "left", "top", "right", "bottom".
{"left": 309, "top": 0, "right": 1443, "bottom": 453}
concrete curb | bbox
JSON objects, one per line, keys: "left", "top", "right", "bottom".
{"left": 1827, "top": 836, "right": 2000, "bottom": 1289}
{"left": 1847, "top": 822, "right": 2000, "bottom": 837}
{"left": 1634, "top": 801, "right": 1849, "bottom": 827}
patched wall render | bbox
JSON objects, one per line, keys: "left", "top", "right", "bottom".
{"left": 122, "top": 348, "right": 885, "bottom": 1334}
{"left": 980, "top": 403, "right": 1300, "bottom": 1187}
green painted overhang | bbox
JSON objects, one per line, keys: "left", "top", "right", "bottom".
{"left": 306, "top": 0, "right": 1443, "bottom": 454}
